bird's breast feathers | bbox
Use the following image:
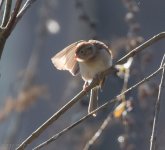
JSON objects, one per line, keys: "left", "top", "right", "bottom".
{"left": 79, "top": 49, "right": 112, "bottom": 81}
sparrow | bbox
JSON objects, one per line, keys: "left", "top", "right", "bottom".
{"left": 51, "top": 40, "right": 112, "bottom": 116}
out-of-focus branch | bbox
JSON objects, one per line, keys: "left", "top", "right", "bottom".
{"left": 0, "top": 85, "right": 47, "bottom": 122}
{"left": 1, "top": 0, "right": 12, "bottom": 27}
{"left": 16, "top": 32, "right": 165, "bottom": 150}
{"left": 150, "top": 53, "right": 165, "bottom": 150}
{"left": 33, "top": 64, "right": 165, "bottom": 150}
{"left": 75, "top": 0, "right": 97, "bottom": 39}
{"left": 83, "top": 113, "right": 113, "bottom": 150}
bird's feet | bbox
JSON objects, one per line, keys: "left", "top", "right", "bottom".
{"left": 83, "top": 81, "right": 89, "bottom": 91}
{"left": 93, "top": 72, "right": 104, "bottom": 84}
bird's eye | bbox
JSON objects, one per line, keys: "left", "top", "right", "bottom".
{"left": 80, "top": 50, "right": 84, "bottom": 54}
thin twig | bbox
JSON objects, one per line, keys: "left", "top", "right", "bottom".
{"left": 117, "top": 32, "right": 165, "bottom": 64}
{"left": 150, "top": 53, "right": 165, "bottom": 150}
{"left": 83, "top": 113, "right": 113, "bottom": 150}
{"left": 33, "top": 64, "right": 165, "bottom": 150}
{"left": 33, "top": 104, "right": 115, "bottom": 150}
{"left": 16, "top": 0, "right": 37, "bottom": 23}
{"left": 1, "top": 0, "right": 12, "bottom": 27}
{"left": 16, "top": 32, "right": 165, "bottom": 150}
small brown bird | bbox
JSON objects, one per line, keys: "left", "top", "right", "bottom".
{"left": 51, "top": 40, "right": 112, "bottom": 116}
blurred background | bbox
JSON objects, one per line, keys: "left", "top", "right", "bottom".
{"left": 0, "top": 0, "right": 165, "bottom": 150}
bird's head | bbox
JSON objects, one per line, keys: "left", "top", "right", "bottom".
{"left": 75, "top": 42, "right": 96, "bottom": 62}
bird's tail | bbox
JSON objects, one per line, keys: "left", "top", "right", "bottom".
{"left": 88, "top": 86, "right": 99, "bottom": 117}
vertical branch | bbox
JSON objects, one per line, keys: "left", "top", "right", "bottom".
{"left": 0, "top": 0, "right": 23, "bottom": 59}
{"left": 0, "top": 1, "right": 50, "bottom": 149}
{"left": 1, "top": 0, "right": 12, "bottom": 27}
{"left": 2, "top": 1, "right": 50, "bottom": 147}
{"left": 3, "top": 0, "right": 23, "bottom": 37}
{"left": 0, "top": 0, "right": 38, "bottom": 60}
{"left": 150, "top": 53, "right": 165, "bottom": 150}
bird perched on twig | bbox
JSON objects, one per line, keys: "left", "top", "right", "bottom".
{"left": 51, "top": 40, "right": 112, "bottom": 116}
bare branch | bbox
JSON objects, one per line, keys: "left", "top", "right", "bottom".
{"left": 0, "top": 0, "right": 22, "bottom": 58}
{"left": 117, "top": 32, "right": 165, "bottom": 64}
{"left": 16, "top": 0, "right": 37, "bottom": 23}
{"left": 3, "top": 0, "right": 23, "bottom": 37}
{"left": 33, "top": 64, "right": 165, "bottom": 150}
{"left": 0, "top": 0, "right": 38, "bottom": 59}
{"left": 1, "top": 0, "right": 12, "bottom": 27}
{"left": 16, "top": 32, "right": 165, "bottom": 150}
{"left": 150, "top": 53, "right": 165, "bottom": 150}
{"left": 16, "top": 87, "right": 97, "bottom": 150}
{"left": 33, "top": 102, "right": 115, "bottom": 150}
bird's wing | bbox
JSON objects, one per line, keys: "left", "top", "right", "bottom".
{"left": 51, "top": 40, "right": 85, "bottom": 76}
